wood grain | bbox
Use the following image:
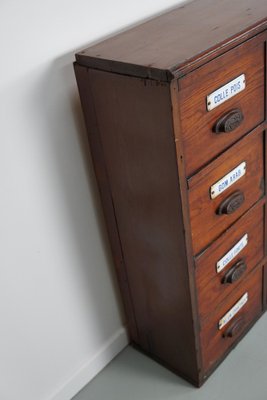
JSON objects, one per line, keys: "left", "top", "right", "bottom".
{"left": 74, "top": 64, "right": 139, "bottom": 342}
{"left": 74, "top": 3, "right": 267, "bottom": 386}
{"left": 179, "top": 34, "right": 265, "bottom": 176}
{"left": 195, "top": 201, "right": 264, "bottom": 324}
{"left": 188, "top": 128, "right": 264, "bottom": 255}
{"left": 75, "top": 0, "right": 267, "bottom": 80}
{"left": 200, "top": 266, "right": 263, "bottom": 371}
{"left": 74, "top": 66, "right": 200, "bottom": 384}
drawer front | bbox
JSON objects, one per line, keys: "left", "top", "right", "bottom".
{"left": 200, "top": 267, "right": 263, "bottom": 372}
{"left": 179, "top": 34, "right": 265, "bottom": 177}
{"left": 188, "top": 128, "right": 264, "bottom": 255}
{"left": 195, "top": 202, "right": 264, "bottom": 324}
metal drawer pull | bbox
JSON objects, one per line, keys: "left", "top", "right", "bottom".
{"left": 222, "top": 259, "right": 247, "bottom": 284}
{"left": 217, "top": 190, "right": 245, "bottom": 215}
{"left": 223, "top": 317, "right": 245, "bottom": 338}
{"left": 213, "top": 109, "right": 244, "bottom": 133}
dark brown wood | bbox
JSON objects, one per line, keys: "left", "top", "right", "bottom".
{"left": 74, "top": 64, "right": 139, "bottom": 342}
{"left": 195, "top": 201, "right": 264, "bottom": 323}
{"left": 188, "top": 128, "right": 264, "bottom": 255}
{"left": 74, "top": 66, "right": 200, "bottom": 383}
{"left": 200, "top": 306, "right": 265, "bottom": 383}
{"left": 75, "top": 0, "right": 267, "bottom": 80}
{"left": 74, "top": 1, "right": 267, "bottom": 387}
{"left": 200, "top": 266, "right": 263, "bottom": 371}
{"left": 179, "top": 34, "right": 265, "bottom": 176}
{"left": 169, "top": 79, "right": 203, "bottom": 379}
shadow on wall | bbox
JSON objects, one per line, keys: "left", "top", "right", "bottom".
{"left": 34, "top": 2, "right": 187, "bottom": 346}
{"left": 38, "top": 49, "right": 126, "bottom": 342}
{"left": 35, "top": 1, "right": 188, "bottom": 345}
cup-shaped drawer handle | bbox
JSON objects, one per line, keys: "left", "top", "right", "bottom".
{"left": 223, "top": 317, "right": 245, "bottom": 338}
{"left": 213, "top": 109, "right": 244, "bottom": 133}
{"left": 217, "top": 190, "right": 245, "bottom": 215}
{"left": 222, "top": 259, "right": 247, "bottom": 284}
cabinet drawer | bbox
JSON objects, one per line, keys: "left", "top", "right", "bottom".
{"left": 200, "top": 267, "right": 263, "bottom": 372}
{"left": 188, "top": 128, "right": 264, "bottom": 255}
{"left": 195, "top": 202, "right": 264, "bottom": 324}
{"left": 179, "top": 34, "right": 265, "bottom": 176}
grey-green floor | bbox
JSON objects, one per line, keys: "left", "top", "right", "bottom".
{"left": 73, "top": 314, "right": 267, "bottom": 400}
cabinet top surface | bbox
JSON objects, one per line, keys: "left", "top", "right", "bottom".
{"left": 75, "top": 0, "right": 267, "bottom": 81}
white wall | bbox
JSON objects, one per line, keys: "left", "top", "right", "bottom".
{"left": 0, "top": 1, "right": 185, "bottom": 399}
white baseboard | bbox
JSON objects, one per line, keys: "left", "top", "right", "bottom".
{"left": 48, "top": 326, "right": 129, "bottom": 400}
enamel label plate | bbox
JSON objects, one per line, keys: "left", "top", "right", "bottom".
{"left": 210, "top": 162, "right": 246, "bottom": 199}
{"left": 216, "top": 234, "right": 248, "bottom": 273}
{"left": 207, "top": 74, "right": 246, "bottom": 111}
{"left": 218, "top": 293, "right": 248, "bottom": 330}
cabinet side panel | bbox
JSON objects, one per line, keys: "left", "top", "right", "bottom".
{"left": 74, "top": 64, "right": 139, "bottom": 342}
{"left": 75, "top": 65, "right": 199, "bottom": 382}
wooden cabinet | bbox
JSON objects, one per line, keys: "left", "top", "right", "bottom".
{"left": 179, "top": 34, "right": 265, "bottom": 175}
{"left": 188, "top": 127, "right": 264, "bottom": 254}
{"left": 74, "top": 0, "right": 267, "bottom": 386}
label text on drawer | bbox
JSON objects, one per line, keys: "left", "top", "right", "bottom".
{"left": 218, "top": 292, "right": 248, "bottom": 330}
{"left": 207, "top": 74, "right": 246, "bottom": 111}
{"left": 210, "top": 162, "right": 246, "bottom": 199}
{"left": 216, "top": 234, "right": 248, "bottom": 273}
